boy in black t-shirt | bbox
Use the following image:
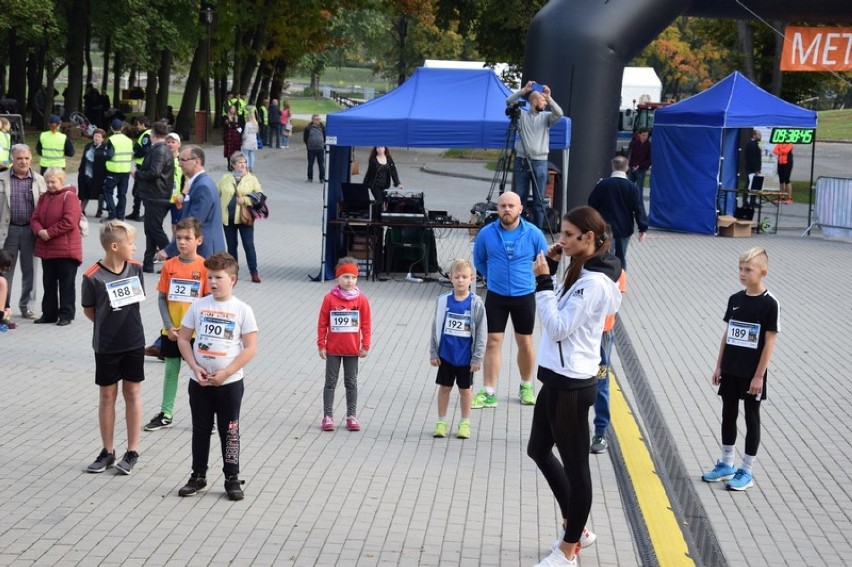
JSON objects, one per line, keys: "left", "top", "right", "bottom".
{"left": 81, "top": 221, "right": 146, "bottom": 475}
{"left": 702, "top": 247, "right": 779, "bottom": 491}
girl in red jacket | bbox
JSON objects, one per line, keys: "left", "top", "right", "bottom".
{"left": 31, "top": 167, "right": 83, "bottom": 326}
{"left": 317, "top": 257, "right": 372, "bottom": 432}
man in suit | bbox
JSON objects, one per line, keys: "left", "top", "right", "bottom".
{"left": 157, "top": 145, "right": 225, "bottom": 261}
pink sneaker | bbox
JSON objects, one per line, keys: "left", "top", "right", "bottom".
{"left": 321, "top": 415, "right": 335, "bottom": 431}
{"left": 346, "top": 416, "right": 361, "bottom": 431}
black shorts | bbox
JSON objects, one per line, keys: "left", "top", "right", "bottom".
{"left": 777, "top": 163, "right": 793, "bottom": 184}
{"left": 159, "top": 335, "right": 192, "bottom": 359}
{"left": 436, "top": 361, "right": 473, "bottom": 389}
{"left": 718, "top": 373, "right": 767, "bottom": 401}
{"left": 95, "top": 348, "right": 145, "bottom": 386}
{"left": 484, "top": 291, "right": 536, "bottom": 335}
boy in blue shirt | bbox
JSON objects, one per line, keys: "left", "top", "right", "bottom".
{"left": 429, "top": 259, "right": 487, "bottom": 439}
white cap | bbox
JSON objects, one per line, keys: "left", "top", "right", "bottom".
{"left": 166, "top": 132, "right": 180, "bottom": 142}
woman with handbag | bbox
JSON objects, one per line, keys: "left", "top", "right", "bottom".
{"left": 30, "top": 167, "right": 84, "bottom": 326}
{"left": 217, "top": 152, "right": 263, "bottom": 283}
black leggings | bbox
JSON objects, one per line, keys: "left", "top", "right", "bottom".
{"left": 527, "top": 382, "right": 597, "bottom": 544}
{"left": 721, "top": 395, "right": 761, "bottom": 456}
{"left": 189, "top": 379, "right": 244, "bottom": 477}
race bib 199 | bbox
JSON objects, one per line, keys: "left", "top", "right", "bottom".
{"left": 726, "top": 319, "right": 760, "bottom": 349}
{"left": 168, "top": 278, "right": 201, "bottom": 303}
{"left": 106, "top": 276, "right": 145, "bottom": 309}
{"left": 444, "top": 311, "right": 472, "bottom": 338}
{"left": 330, "top": 310, "right": 359, "bottom": 333}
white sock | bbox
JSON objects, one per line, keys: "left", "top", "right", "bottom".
{"left": 721, "top": 445, "right": 736, "bottom": 467}
{"left": 485, "top": 386, "right": 495, "bottom": 396}
{"left": 741, "top": 454, "right": 756, "bottom": 473}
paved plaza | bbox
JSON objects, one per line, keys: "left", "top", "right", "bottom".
{"left": 1, "top": 140, "right": 850, "bottom": 566}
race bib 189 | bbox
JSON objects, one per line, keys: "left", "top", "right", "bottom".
{"left": 330, "top": 310, "right": 359, "bottom": 333}
{"left": 106, "top": 276, "right": 145, "bottom": 309}
{"left": 726, "top": 319, "right": 760, "bottom": 349}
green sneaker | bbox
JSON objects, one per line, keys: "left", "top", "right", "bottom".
{"left": 519, "top": 382, "right": 536, "bottom": 405}
{"left": 471, "top": 389, "right": 488, "bottom": 409}
{"left": 456, "top": 421, "right": 471, "bottom": 439}
{"left": 433, "top": 420, "right": 448, "bottom": 438}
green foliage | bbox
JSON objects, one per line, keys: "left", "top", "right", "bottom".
{"left": 816, "top": 109, "right": 852, "bottom": 141}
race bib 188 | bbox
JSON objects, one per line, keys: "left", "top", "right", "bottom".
{"left": 106, "top": 276, "right": 145, "bottom": 309}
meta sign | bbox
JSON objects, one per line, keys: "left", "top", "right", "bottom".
{"left": 781, "top": 27, "right": 852, "bottom": 71}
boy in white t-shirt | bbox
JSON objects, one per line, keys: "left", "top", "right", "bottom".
{"left": 177, "top": 252, "right": 258, "bottom": 500}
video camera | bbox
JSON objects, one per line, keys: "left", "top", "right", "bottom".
{"left": 506, "top": 100, "right": 526, "bottom": 120}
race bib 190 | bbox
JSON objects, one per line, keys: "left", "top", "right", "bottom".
{"left": 106, "top": 276, "right": 145, "bottom": 309}
{"left": 196, "top": 313, "right": 237, "bottom": 357}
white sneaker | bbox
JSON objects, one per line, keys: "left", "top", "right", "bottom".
{"left": 552, "top": 526, "right": 597, "bottom": 553}
{"left": 534, "top": 548, "right": 576, "bottom": 567}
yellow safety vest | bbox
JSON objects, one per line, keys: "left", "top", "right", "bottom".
{"left": 106, "top": 133, "right": 134, "bottom": 173}
{"left": 0, "top": 131, "right": 10, "bottom": 164}
{"left": 39, "top": 131, "right": 67, "bottom": 168}
{"left": 134, "top": 129, "right": 151, "bottom": 165}
{"left": 258, "top": 105, "right": 268, "bottom": 125}
{"left": 171, "top": 157, "right": 183, "bottom": 202}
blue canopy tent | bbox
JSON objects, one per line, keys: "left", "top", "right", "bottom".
{"left": 316, "top": 67, "right": 571, "bottom": 280}
{"left": 648, "top": 71, "right": 817, "bottom": 235}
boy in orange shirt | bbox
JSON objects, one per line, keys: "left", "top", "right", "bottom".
{"left": 144, "top": 217, "right": 209, "bottom": 431}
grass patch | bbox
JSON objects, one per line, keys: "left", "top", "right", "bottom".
{"left": 816, "top": 109, "right": 852, "bottom": 142}
{"left": 791, "top": 180, "right": 813, "bottom": 204}
{"left": 442, "top": 149, "right": 502, "bottom": 160}
{"left": 290, "top": 67, "right": 390, "bottom": 92}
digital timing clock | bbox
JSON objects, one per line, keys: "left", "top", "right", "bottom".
{"left": 769, "top": 127, "right": 815, "bottom": 144}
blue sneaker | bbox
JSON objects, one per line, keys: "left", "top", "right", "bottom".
{"left": 701, "top": 461, "right": 737, "bottom": 482}
{"left": 726, "top": 469, "right": 754, "bottom": 491}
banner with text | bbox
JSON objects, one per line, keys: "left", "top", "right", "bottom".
{"left": 781, "top": 27, "right": 852, "bottom": 71}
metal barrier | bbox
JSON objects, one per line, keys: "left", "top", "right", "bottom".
{"left": 803, "top": 176, "right": 852, "bottom": 238}
{"left": 330, "top": 91, "right": 363, "bottom": 109}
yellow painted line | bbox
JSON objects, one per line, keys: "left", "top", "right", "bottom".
{"left": 610, "top": 373, "right": 695, "bottom": 567}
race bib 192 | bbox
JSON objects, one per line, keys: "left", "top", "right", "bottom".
{"left": 444, "top": 312, "right": 472, "bottom": 338}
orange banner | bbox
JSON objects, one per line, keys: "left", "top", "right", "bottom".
{"left": 781, "top": 27, "right": 852, "bottom": 71}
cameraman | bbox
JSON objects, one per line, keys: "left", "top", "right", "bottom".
{"left": 506, "top": 81, "right": 563, "bottom": 229}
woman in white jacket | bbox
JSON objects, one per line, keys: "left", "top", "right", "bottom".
{"left": 529, "top": 206, "right": 623, "bottom": 567}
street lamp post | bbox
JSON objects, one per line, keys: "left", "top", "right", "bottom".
{"left": 200, "top": 4, "right": 215, "bottom": 143}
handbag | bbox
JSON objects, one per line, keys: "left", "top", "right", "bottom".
{"left": 351, "top": 158, "right": 360, "bottom": 176}
{"left": 239, "top": 203, "right": 254, "bottom": 226}
{"left": 63, "top": 191, "right": 89, "bottom": 236}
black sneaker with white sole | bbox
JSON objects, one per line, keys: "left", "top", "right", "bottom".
{"left": 144, "top": 412, "right": 173, "bottom": 431}
{"left": 86, "top": 449, "right": 116, "bottom": 473}
{"left": 225, "top": 476, "right": 245, "bottom": 501}
{"left": 115, "top": 451, "right": 139, "bottom": 475}
{"left": 178, "top": 473, "right": 209, "bottom": 497}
